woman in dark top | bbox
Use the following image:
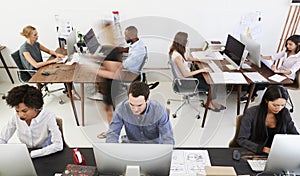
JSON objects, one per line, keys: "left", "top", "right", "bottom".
{"left": 237, "top": 85, "right": 299, "bottom": 154}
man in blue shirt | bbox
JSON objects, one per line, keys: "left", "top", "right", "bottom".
{"left": 106, "top": 81, "right": 174, "bottom": 144}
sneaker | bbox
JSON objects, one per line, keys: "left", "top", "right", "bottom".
{"left": 97, "top": 131, "right": 107, "bottom": 139}
{"left": 88, "top": 92, "right": 103, "bottom": 101}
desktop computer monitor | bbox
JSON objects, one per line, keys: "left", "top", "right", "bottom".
{"left": 264, "top": 134, "right": 300, "bottom": 174}
{"left": 66, "top": 29, "right": 77, "bottom": 57}
{"left": 92, "top": 143, "right": 173, "bottom": 176}
{"left": 0, "top": 144, "right": 37, "bottom": 176}
{"left": 240, "top": 34, "right": 261, "bottom": 68}
{"left": 224, "top": 34, "right": 245, "bottom": 68}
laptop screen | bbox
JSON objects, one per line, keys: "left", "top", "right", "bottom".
{"left": 84, "top": 28, "right": 101, "bottom": 54}
{"left": 224, "top": 34, "right": 245, "bottom": 66}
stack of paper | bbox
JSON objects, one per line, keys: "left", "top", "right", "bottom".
{"left": 243, "top": 72, "right": 269, "bottom": 83}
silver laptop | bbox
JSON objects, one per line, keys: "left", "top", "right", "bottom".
{"left": 248, "top": 134, "right": 300, "bottom": 174}
{"left": 0, "top": 143, "right": 37, "bottom": 176}
{"left": 84, "top": 28, "right": 102, "bottom": 55}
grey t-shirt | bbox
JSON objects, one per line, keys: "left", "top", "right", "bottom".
{"left": 19, "top": 41, "right": 42, "bottom": 75}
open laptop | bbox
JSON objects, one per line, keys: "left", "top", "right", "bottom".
{"left": 0, "top": 143, "right": 37, "bottom": 176}
{"left": 84, "top": 28, "right": 102, "bottom": 55}
{"left": 222, "top": 34, "right": 250, "bottom": 70}
{"left": 247, "top": 134, "right": 300, "bottom": 174}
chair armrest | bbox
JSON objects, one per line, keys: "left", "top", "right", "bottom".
{"left": 173, "top": 77, "right": 199, "bottom": 94}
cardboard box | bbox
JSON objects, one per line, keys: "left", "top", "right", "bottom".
{"left": 197, "top": 166, "right": 237, "bottom": 176}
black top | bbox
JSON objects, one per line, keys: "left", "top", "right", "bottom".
{"left": 237, "top": 106, "right": 299, "bottom": 154}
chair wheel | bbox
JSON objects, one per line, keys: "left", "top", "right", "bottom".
{"left": 167, "top": 100, "right": 170, "bottom": 105}
{"left": 196, "top": 115, "right": 200, "bottom": 119}
{"left": 172, "top": 114, "right": 177, "bottom": 118}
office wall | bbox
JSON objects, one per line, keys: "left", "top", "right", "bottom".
{"left": 0, "top": 0, "right": 294, "bottom": 69}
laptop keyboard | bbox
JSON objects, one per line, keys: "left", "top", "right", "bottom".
{"left": 247, "top": 159, "right": 267, "bottom": 172}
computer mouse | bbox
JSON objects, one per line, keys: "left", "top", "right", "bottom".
{"left": 232, "top": 149, "right": 241, "bottom": 161}
{"left": 41, "top": 71, "right": 50, "bottom": 76}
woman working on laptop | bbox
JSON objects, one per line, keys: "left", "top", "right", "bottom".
{"left": 0, "top": 85, "right": 63, "bottom": 158}
{"left": 19, "top": 25, "right": 80, "bottom": 99}
{"left": 241, "top": 35, "right": 300, "bottom": 103}
{"left": 169, "top": 32, "right": 225, "bottom": 112}
{"left": 237, "top": 85, "right": 299, "bottom": 154}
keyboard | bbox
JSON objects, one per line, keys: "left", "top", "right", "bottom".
{"left": 208, "top": 61, "right": 222, "bottom": 73}
{"left": 247, "top": 159, "right": 267, "bottom": 172}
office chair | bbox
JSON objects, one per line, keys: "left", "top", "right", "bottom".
{"left": 167, "top": 58, "right": 203, "bottom": 119}
{"left": 11, "top": 50, "right": 65, "bottom": 104}
{"left": 282, "top": 69, "right": 300, "bottom": 113}
{"left": 228, "top": 114, "right": 243, "bottom": 148}
{"left": 56, "top": 117, "right": 68, "bottom": 147}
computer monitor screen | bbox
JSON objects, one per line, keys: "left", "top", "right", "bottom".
{"left": 240, "top": 34, "right": 261, "bottom": 68}
{"left": 66, "top": 29, "right": 77, "bottom": 57}
{"left": 224, "top": 34, "right": 245, "bottom": 66}
{"left": 83, "top": 28, "right": 101, "bottom": 54}
{"left": 92, "top": 143, "right": 173, "bottom": 175}
{"left": 0, "top": 144, "right": 37, "bottom": 176}
{"left": 264, "top": 134, "right": 300, "bottom": 174}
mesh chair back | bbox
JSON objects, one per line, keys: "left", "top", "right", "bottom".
{"left": 11, "top": 50, "right": 32, "bottom": 82}
{"left": 169, "top": 57, "right": 198, "bottom": 93}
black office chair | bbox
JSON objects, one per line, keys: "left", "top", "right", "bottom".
{"left": 167, "top": 58, "right": 204, "bottom": 119}
{"left": 10, "top": 50, "right": 65, "bottom": 104}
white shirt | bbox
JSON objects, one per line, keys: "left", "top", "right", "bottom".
{"left": 0, "top": 109, "right": 63, "bottom": 158}
{"left": 272, "top": 51, "right": 300, "bottom": 80}
{"left": 171, "top": 51, "right": 191, "bottom": 78}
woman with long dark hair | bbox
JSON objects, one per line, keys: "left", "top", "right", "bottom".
{"left": 169, "top": 32, "right": 225, "bottom": 112}
{"left": 241, "top": 35, "right": 300, "bottom": 103}
{"left": 237, "top": 85, "right": 299, "bottom": 154}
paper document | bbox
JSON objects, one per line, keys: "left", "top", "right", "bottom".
{"left": 243, "top": 72, "right": 269, "bottom": 83}
{"left": 268, "top": 74, "right": 287, "bottom": 82}
{"left": 170, "top": 150, "right": 211, "bottom": 176}
{"left": 209, "top": 72, "right": 248, "bottom": 84}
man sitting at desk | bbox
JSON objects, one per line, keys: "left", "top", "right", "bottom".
{"left": 106, "top": 81, "right": 174, "bottom": 144}
{"left": 97, "top": 26, "right": 147, "bottom": 138}
{"left": 0, "top": 85, "right": 63, "bottom": 158}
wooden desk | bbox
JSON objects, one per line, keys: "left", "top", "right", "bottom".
{"left": 29, "top": 48, "right": 80, "bottom": 126}
{"left": 197, "top": 59, "right": 248, "bottom": 128}
{"left": 73, "top": 64, "right": 138, "bottom": 126}
{"left": 198, "top": 59, "right": 293, "bottom": 128}
{"left": 0, "top": 46, "right": 14, "bottom": 84}
{"left": 241, "top": 61, "right": 293, "bottom": 114}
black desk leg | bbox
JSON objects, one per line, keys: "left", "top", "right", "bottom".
{"left": 0, "top": 53, "right": 14, "bottom": 84}
{"left": 202, "top": 84, "right": 213, "bottom": 128}
{"left": 243, "top": 83, "right": 255, "bottom": 114}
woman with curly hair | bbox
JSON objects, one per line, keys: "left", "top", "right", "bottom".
{"left": 0, "top": 85, "right": 63, "bottom": 158}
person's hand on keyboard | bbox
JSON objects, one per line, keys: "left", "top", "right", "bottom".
{"left": 52, "top": 57, "right": 63, "bottom": 64}
{"left": 200, "top": 67, "right": 212, "bottom": 73}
